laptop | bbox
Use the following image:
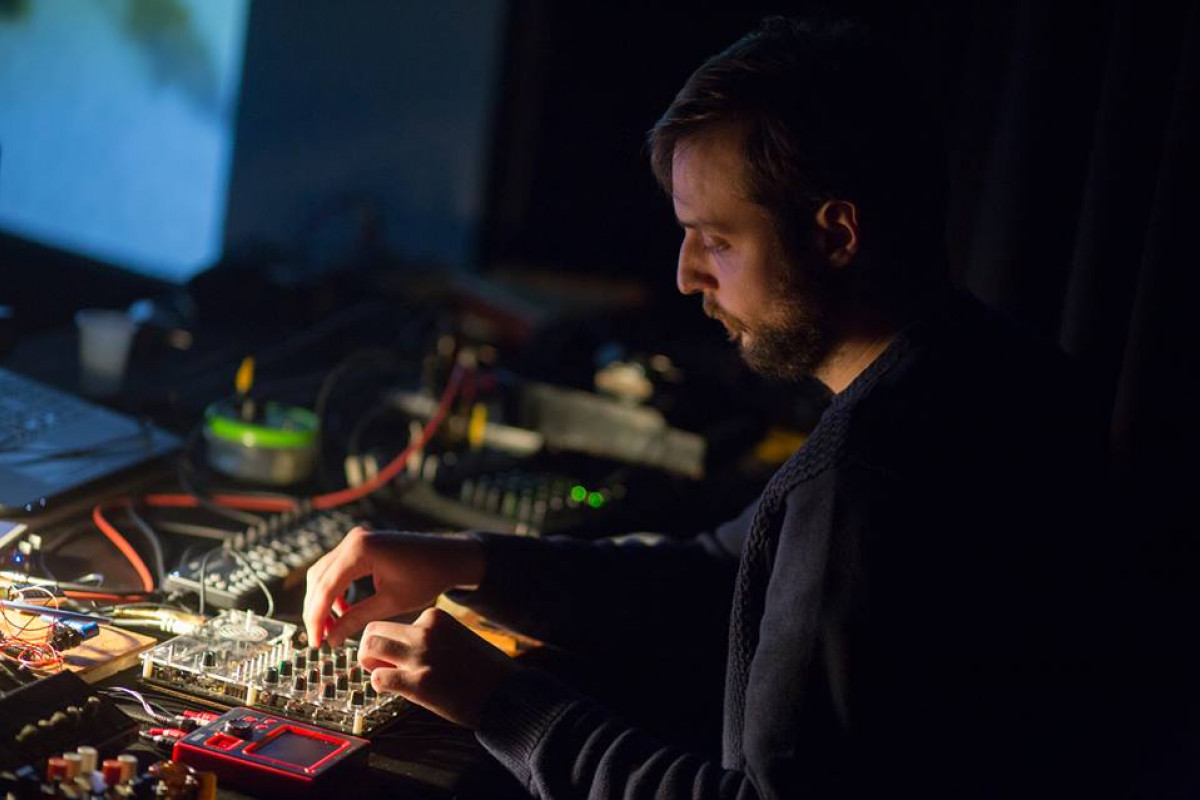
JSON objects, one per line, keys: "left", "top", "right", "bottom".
{"left": 0, "top": 366, "right": 179, "bottom": 512}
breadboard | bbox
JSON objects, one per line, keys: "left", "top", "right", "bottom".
{"left": 0, "top": 610, "right": 157, "bottom": 683}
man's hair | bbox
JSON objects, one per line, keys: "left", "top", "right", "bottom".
{"left": 649, "top": 16, "right": 948, "bottom": 306}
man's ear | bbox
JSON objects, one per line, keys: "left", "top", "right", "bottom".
{"left": 812, "top": 200, "right": 860, "bottom": 268}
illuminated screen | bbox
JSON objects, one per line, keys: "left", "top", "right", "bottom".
{"left": 251, "top": 729, "right": 339, "bottom": 768}
{"left": 0, "top": 0, "right": 250, "bottom": 282}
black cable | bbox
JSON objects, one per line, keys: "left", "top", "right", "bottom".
{"left": 176, "top": 422, "right": 263, "bottom": 527}
{"left": 124, "top": 503, "right": 167, "bottom": 587}
{"left": 197, "top": 547, "right": 220, "bottom": 617}
{"left": 224, "top": 548, "right": 274, "bottom": 618}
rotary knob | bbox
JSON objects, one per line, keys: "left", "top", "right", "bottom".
{"left": 224, "top": 718, "right": 254, "bottom": 739}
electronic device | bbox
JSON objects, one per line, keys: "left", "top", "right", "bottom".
{"left": 394, "top": 447, "right": 630, "bottom": 536}
{"left": 0, "top": 367, "right": 180, "bottom": 513}
{"left": 140, "top": 610, "right": 405, "bottom": 736}
{"left": 173, "top": 706, "right": 367, "bottom": 797}
{"left": 162, "top": 508, "right": 360, "bottom": 609}
{"left": 0, "top": 671, "right": 138, "bottom": 770}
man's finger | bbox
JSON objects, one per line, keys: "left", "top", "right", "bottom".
{"left": 303, "top": 541, "right": 371, "bottom": 646}
{"left": 325, "top": 593, "right": 389, "bottom": 648}
{"left": 369, "top": 666, "right": 411, "bottom": 697}
{"left": 358, "top": 622, "right": 413, "bottom": 667}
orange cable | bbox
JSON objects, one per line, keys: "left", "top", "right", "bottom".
{"left": 62, "top": 590, "right": 150, "bottom": 602}
{"left": 91, "top": 504, "right": 155, "bottom": 592}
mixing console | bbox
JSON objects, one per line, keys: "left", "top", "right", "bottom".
{"left": 163, "top": 509, "right": 360, "bottom": 609}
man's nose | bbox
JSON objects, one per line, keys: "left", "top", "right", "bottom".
{"left": 676, "top": 232, "right": 717, "bottom": 295}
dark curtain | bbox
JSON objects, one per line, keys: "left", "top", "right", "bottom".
{"left": 948, "top": 0, "right": 1200, "bottom": 485}
{"left": 945, "top": 0, "right": 1200, "bottom": 790}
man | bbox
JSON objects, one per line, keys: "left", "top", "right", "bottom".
{"left": 305, "top": 17, "right": 1106, "bottom": 798}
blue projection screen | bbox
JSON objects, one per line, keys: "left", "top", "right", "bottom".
{"left": 0, "top": 0, "right": 249, "bottom": 283}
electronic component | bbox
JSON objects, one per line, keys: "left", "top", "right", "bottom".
{"left": 163, "top": 509, "right": 359, "bottom": 610}
{"left": 0, "top": 671, "right": 138, "bottom": 769}
{"left": 139, "top": 610, "right": 405, "bottom": 736}
{"left": 173, "top": 707, "right": 367, "bottom": 797}
{"left": 0, "top": 593, "right": 157, "bottom": 681}
{"left": 40, "top": 617, "right": 100, "bottom": 651}
{"left": 393, "top": 448, "right": 628, "bottom": 536}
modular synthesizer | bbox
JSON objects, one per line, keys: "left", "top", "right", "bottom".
{"left": 139, "top": 610, "right": 404, "bottom": 736}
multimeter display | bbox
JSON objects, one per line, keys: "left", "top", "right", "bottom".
{"left": 250, "top": 730, "right": 340, "bottom": 767}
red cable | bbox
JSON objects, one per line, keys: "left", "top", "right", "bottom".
{"left": 62, "top": 590, "right": 150, "bottom": 601}
{"left": 91, "top": 504, "right": 155, "bottom": 592}
{"left": 311, "top": 364, "right": 466, "bottom": 509}
{"left": 142, "top": 493, "right": 297, "bottom": 512}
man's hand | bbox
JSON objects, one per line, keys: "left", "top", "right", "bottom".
{"left": 359, "top": 607, "right": 520, "bottom": 729}
{"left": 303, "top": 526, "right": 486, "bottom": 647}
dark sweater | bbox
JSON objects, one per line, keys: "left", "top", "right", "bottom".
{"left": 456, "top": 290, "right": 1110, "bottom": 798}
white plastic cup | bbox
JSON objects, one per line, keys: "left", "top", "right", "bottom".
{"left": 75, "top": 309, "right": 137, "bottom": 397}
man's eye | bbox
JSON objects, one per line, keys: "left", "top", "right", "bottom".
{"left": 703, "top": 239, "right": 728, "bottom": 254}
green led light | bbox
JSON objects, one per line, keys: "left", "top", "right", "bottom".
{"left": 586, "top": 492, "right": 605, "bottom": 509}
{"left": 570, "top": 485, "right": 588, "bottom": 503}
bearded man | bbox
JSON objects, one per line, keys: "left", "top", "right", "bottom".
{"left": 304, "top": 16, "right": 1107, "bottom": 798}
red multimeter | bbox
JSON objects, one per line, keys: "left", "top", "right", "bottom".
{"left": 172, "top": 707, "right": 369, "bottom": 797}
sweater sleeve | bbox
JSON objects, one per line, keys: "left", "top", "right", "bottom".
{"left": 446, "top": 501, "right": 754, "bottom": 652}
{"left": 477, "top": 667, "right": 763, "bottom": 800}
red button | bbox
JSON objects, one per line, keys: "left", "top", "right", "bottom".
{"left": 205, "top": 733, "right": 242, "bottom": 750}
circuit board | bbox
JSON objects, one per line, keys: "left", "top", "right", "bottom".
{"left": 138, "top": 610, "right": 406, "bottom": 736}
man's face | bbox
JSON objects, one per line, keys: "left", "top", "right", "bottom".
{"left": 672, "top": 126, "right": 837, "bottom": 381}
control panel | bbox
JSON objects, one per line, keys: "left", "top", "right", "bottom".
{"left": 139, "top": 610, "right": 404, "bottom": 736}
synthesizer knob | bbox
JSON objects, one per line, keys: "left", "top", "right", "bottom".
{"left": 321, "top": 661, "right": 334, "bottom": 678}
{"left": 264, "top": 666, "right": 279, "bottom": 686}
{"left": 292, "top": 675, "right": 307, "bottom": 693}
{"left": 293, "top": 652, "right": 307, "bottom": 670}
{"left": 334, "top": 652, "right": 347, "bottom": 670}
{"left": 278, "top": 660, "right": 294, "bottom": 678}
{"left": 336, "top": 674, "right": 349, "bottom": 692}
{"left": 350, "top": 689, "right": 365, "bottom": 707}
{"left": 223, "top": 718, "right": 254, "bottom": 739}
{"left": 322, "top": 682, "right": 336, "bottom": 700}
{"left": 348, "top": 666, "right": 363, "bottom": 684}
{"left": 308, "top": 668, "right": 320, "bottom": 686}
{"left": 364, "top": 682, "right": 378, "bottom": 700}
{"left": 202, "top": 651, "right": 217, "bottom": 668}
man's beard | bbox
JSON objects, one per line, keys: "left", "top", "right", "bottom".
{"left": 702, "top": 255, "right": 837, "bottom": 382}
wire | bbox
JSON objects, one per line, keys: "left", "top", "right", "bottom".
{"left": 175, "top": 421, "right": 270, "bottom": 526}
{"left": 90, "top": 505, "right": 155, "bottom": 592}
{"left": 143, "top": 493, "right": 298, "bottom": 513}
{"left": 97, "top": 687, "right": 174, "bottom": 723}
{"left": 124, "top": 502, "right": 167, "bottom": 587}
{"left": 68, "top": 359, "right": 467, "bottom": 612}
{"left": 225, "top": 548, "right": 275, "bottom": 618}
{"left": 311, "top": 363, "right": 466, "bottom": 509}
{"left": 197, "top": 547, "right": 219, "bottom": 618}
{"left": 0, "top": 585, "right": 65, "bottom": 673}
